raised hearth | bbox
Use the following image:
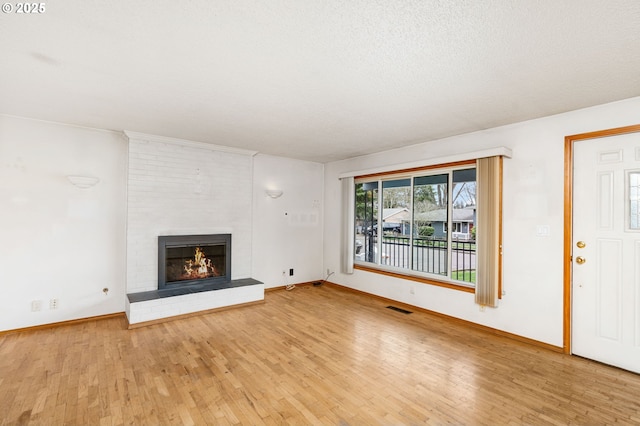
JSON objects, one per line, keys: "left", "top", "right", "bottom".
{"left": 128, "top": 278, "right": 262, "bottom": 303}
{"left": 126, "top": 278, "right": 264, "bottom": 327}
{"left": 125, "top": 233, "right": 263, "bottom": 327}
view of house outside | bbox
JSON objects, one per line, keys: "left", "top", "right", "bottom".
{"left": 355, "top": 168, "right": 477, "bottom": 284}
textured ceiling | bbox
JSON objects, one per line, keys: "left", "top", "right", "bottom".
{"left": 1, "top": 1, "right": 640, "bottom": 163}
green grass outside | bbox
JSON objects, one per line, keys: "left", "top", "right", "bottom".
{"left": 451, "top": 269, "right": 476, "bottom": 283}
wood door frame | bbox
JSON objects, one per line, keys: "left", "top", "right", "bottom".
{"left": 563, "top": 124, "right": 640, "bottom": 353}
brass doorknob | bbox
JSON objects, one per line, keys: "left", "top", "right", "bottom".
{"left": 575, "top": 256, "right": 586, "bottom": 264}
{"left": 576, "top": 241, "right": 586, "bottom": 249}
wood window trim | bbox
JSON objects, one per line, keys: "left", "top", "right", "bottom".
{"left": 354, "top": 264, "right": 475, "bottom": 293}
{"left": 498, "top": 155, "right": 503, "bottom": 300}
{"left": 354, "top": 157, "right": 503, "bottom": 298}
{"left": 355, "top": 163, "right": 478, "bottom": 288}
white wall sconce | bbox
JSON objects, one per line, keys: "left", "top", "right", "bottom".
{"left": 67, "top": 175, "right": 100, "bottom": 189}
{"left": 265, "top": 189, "right": 283, "bottom": 199}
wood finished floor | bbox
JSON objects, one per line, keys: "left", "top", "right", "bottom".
{"left": 2, "top": 284, "right": 640, "bottom": 425}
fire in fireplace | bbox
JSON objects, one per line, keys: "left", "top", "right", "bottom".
{"left": 158, "top": 234, "right": 231, "bottom": 290}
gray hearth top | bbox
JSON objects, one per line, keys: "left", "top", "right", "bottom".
{"left": 127, "top": 278, "right": 263, "bottom": 303}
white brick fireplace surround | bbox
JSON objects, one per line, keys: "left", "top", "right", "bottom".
{"left": 124, "top": 131, "right": 263, "bottom": 326}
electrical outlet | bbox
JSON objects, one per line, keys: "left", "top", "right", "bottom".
{"left": 289, "top": 268, "right": 294, "bottom": 276}
{"left": 327, "top": 268, "right": 330, "bottom": 276}
{"left": 50, "top": 298, "right": 58, "bottom": 310}
{"left": 31, "top": 300, "right": 42, "bottom": 312}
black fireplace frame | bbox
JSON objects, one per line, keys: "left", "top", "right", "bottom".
{"left": 158, "top": 234, "right": 231, "bottom": 291}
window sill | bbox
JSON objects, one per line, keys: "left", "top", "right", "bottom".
{"left": 353, "top": 264, "right": 475, "bottom": 294}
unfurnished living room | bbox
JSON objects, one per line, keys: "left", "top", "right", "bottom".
{"left": 2, "top": 1, "right": 640, "bottom": 424}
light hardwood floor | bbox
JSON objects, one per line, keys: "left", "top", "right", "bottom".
{"left": 2, "top": 284, "right": 640, "bottom": 425}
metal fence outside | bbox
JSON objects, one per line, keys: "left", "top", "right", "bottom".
{"left": 357, "top": 235, "right": 476, "bottom": 284}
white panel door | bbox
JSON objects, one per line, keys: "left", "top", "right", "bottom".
{"left": 572, "top": 132, "right": 640, "bottom": 373}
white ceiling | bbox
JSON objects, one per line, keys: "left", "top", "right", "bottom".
{"left": 1, "top": 1, "right": 639, "bottom": 163}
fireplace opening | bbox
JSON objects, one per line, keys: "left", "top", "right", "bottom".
{"left": 158, "top": 234, "right": 231, "bottom": 291}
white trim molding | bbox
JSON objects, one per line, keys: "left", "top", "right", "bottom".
{"left": 338, "top": 146, "right": 512, "bottom": 179}
{"left": 123, "top": 130, "right": 259, "bottom": 157}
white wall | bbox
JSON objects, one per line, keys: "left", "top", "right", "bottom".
{"left": 0, "top": 117, "right": 324, "bottom": 330}
{"left": 252, "top": 154, "right": 324, "bottom": 288}
{"left": 0, "top": 115, "right": 127, "bottom": 331}
{"left": 6, "top": 97, "right": 638, "bottom": 336}
{"left": 323, "top": 96, "right": 640, "bottom": 347}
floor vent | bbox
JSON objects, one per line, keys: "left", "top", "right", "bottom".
{"left": 386, "top": 306, "right": 412, "bottom": 314}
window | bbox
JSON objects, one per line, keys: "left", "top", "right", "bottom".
{"left": 344, "top": 151, "right": 506, "bottom": 305}
{"left": 628, "top": 170, "right": 640, "bottom": 230}
{"left": 354, "top": 162, "right": 478, "bottom": 287}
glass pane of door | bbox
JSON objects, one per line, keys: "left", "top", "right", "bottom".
{"left": 628, "top": 171, "right": 640, "bottom": 230}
